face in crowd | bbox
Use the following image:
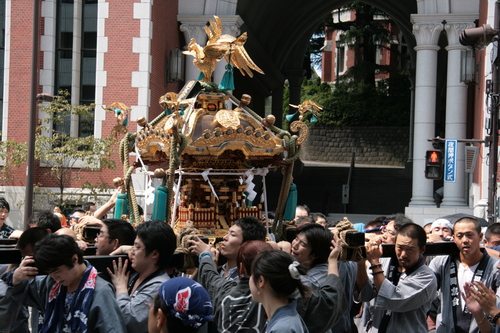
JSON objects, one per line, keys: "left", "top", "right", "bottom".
{"left": 221, "top": 224, "right": 244, "bottom": 260}
{"left": 291, "top": 233, "right": 314, "bottom": 267}
{"left": 431, "top": 225, "right": 453, "bottom": 240}
{"left": 395, "top": 234, "right": 424, "bottom": 270}
{"left": 453, "top": 219, "right": 482, "bottom": 258}
{"left": 382, "top": 220, "right": 397, "bottom": 244}
{"left": 69, "top": 211, "right": 85, "bottom": 227}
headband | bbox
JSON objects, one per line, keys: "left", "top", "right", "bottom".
{"left": 430, "top": 218, "right": 453, "bottom": 231}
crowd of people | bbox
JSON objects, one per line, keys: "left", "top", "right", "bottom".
{"left": 1, "top": 196, "right": 500, "bottom": 332}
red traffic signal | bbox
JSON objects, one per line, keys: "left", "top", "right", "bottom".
{"left": 425, "top": 150, "right": 443, "bottom": 180}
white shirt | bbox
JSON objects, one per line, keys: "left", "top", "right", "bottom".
{"left": 457, "top": 261, "right": 479, "bottom": 310}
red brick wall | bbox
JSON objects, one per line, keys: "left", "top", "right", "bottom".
{"left": 2, "top": 0, "right": 182, "bottom": 191}
{"left": 5, "top": 1, "right": 43, "bottom": 186}
{"left": 149, "top": 0, "right": 182, "bottom": 120}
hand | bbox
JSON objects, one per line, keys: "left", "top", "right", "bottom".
{"left": 12, "top": 256, "right": 38, "bottom": 285}
{"left": 329, "top": 233, "right": 341, "bottom": 262}
{"left": 365, "top": 242, "right": 383, "bottom": 264}
{"left": 110, "top": 245, "right": 132, "bottom": 255}
{"left": 462, "top": 282, "right": 484, "bottom": 316}
{"left": 466, "top": 281, "right": 498, "bottom": 316}
{"left": 327, "top": 234, "right": 341, "bottom": 276}
{"left": 76, "top": 240, "right": 88, "bottom": 251}
{"left": 277, "top": 241, "right": 292, "bottom": 253}
{"left": 107, "top": 257, "right": 130, "bottom": 296}
{"left": 109, "top": 186, "right": 122, "bottom": 205}
{"left": 188, "top": 236, "right": 212, "bottom": 256}
{"left": 210, "top": 247, "right": 220, "bottom": 265}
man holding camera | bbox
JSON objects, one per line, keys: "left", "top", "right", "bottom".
{"left": 357, "top": 223, "right": 437, "bottom": 332}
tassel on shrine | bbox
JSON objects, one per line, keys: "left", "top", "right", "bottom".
{"left": 151, "top": 185, "right": 169, "bottom": 222}
{"left": 283, "top": 183, "right": 297, "bottom": 221}
{"left": 114, "top": 193, "right": 129, "bottom": 219}
{"left": 197, "top": 72, "right": 205, "bottom": 81}
{"left": 310, "top": 115, "right": 318, "bottom": 123}
{"left": 218, "top": 64, "right": 235, "bottom": 90}
{"left": 286, "top": 111, "right": 298, "bottom": 122}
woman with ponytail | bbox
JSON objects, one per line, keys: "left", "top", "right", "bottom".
{"left": 250, "top": 250, "right": 310, "bottom": 333}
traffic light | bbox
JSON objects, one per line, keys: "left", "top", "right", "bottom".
{"left": 425, "top": 150, "right": 443, "bottom": 180}
{"left": 459, "top": 24, "right": 499, "bottom": 50}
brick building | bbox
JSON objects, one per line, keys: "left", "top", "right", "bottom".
{"left": 321, "top": 7, "right": 406, "bottom": 84}
{"left": 0, "top": 0, "right": 182, "bottom": 226}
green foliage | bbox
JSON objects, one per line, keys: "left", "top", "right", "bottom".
{"left": 286, "top": 75, "right": 411, "bottom": 127}
{"left": 0, "top": 91, "right": 116, "bottom": 207}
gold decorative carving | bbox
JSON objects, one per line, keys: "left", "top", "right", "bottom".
{"left": 214, "top": 110, "right": 240, "bottom": 128}
{"left": 290, "top": 121, "right": 309, "bottom": 146}
{"left": 193, "top": 125, "right": 278, "bottom": 149}
{"left": 183, "top": 16, "right": 264, "bottom": 83}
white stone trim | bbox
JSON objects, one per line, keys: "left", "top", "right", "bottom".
{"left": 1, "top": 0, "right": 11, "bottom": 145}
{"left": 94, "top": 0, "right": 109, "bottom": 130}
{"left": 131, "top": 0, "right": 152, "bottom": 121}
{"left": 40, "top": 0, "right": 56, "bottom": 96}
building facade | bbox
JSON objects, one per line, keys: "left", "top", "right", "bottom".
{"left": 0, "top": 0, "right": 495, "bottom": 227}
{"left": 0, "top": 0, "right": 182, "bottom": 226}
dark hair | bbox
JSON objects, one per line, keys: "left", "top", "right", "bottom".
{"left": 234, "top": 216, "right": 266, "bottom": 243}
{"left": 237, "top": 240, "right": 273, "bottom": 276}
{"left": 296, "top": 215, "right": 314, "bottom": 226}
{"left": 325, "top": 220, "right": 339, "bottom": 229}
{"left": 82, "top": 202, "right": 95, "bottom": 212}
{"left": 395, "top": 223, "right": 427, "bottom": 249}
{"left": 454, "top": 217, "right": 482, "bottom": 235}
{"left": 312, "top": 213, "right": 327, "bottom": 222}
{"left": 485, "top": 223, "right": 500, "bottom": 240}
{"left": 136, "top": 220, "right": 176, "bottom": 269}
{"left": 71, "top": 208, "right": 86, "bottom": 215}
{"left": 252, "top": 250, "right": 309, "bottom": 300}
{"left": 34, "top": 234, "right": 84, "bottom": 272}
{"left": 385, "top": 213, "right": 413, "bottom": 230}
{"left": 0, "top": 197, "right": 10, "bottom": 212}
{"left": 296, "top": 205, "right": 310, "bottom": 215}
{"left": 102, "top": 219, "right": 136, "bottom": 246}
{"left": 296, "top": 223, "right": 333, "bottom": 266}
{"left": 36, "top": 211, "right": 62, "bottom": 232}
{"left": 152, "top": 294, "right": 198, "bottom": 333}
{"left": 17, "top": 227, "right": 48, "bottom": 251}
{"left": 365, "top": 216, "right": 386, "bottom": 230}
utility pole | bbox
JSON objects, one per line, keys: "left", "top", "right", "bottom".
{"left": 25, "top": 0, "right": 39, "bottom": 228}
{"left": 487, "top": 2, "right": 500, "bottom": 224}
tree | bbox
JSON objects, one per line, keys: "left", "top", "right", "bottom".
{"left": 283, "top": 75, "right": 411, "bottom": 127}
{"left": 0, "top": 91, "right": 116, "bottom": 209}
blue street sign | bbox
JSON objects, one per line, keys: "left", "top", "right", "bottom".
{"left": 445, "top": 139, "right": 457, "bottom": 183}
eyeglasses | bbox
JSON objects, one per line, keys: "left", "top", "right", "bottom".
{"left": 69, "top": 215, "right": 82, "bottom": 220}
{"left": 381, "top": 227, "right": 396, "bottom": 236}
{"left": 96, "top": 232, "right": 112, "bottom": 240}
